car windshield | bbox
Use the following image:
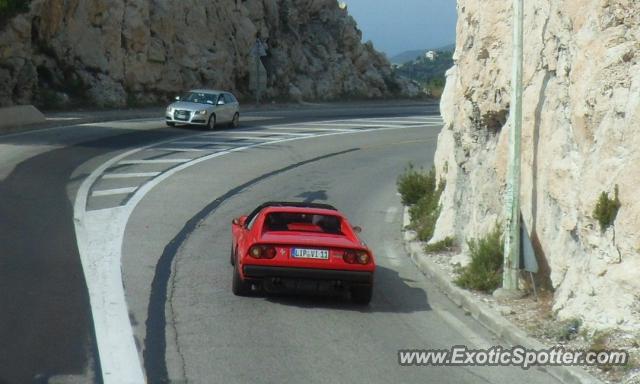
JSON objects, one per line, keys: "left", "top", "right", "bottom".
{"left": 264, "top": 212, "right": 343, "bottom": 234}
{"left": 180, "top": 92, "right": 217, "bottom": 105}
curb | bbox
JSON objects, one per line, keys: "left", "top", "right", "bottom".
{"left": 402, "top": 207, "right": 604, "bottom": 384}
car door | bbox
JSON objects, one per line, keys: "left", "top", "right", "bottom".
{"left": 215, "top": 94, "right": 229, "bottom": 123}
{"left": 224, "top": 93, "right": 238, "bottom": 117}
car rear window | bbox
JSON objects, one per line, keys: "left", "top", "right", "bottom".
{"left": 264, "top": 212, "right": 343, "bottom": 234}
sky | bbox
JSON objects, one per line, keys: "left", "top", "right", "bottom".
{"left": 343, "top": 0, "right": 457, "bottom": 57}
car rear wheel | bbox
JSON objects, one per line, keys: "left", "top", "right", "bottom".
{"left": 166, "top": 122, "right": 175, "bottom": 127}
{"left": 207, "top": 115, "right": 216, "bottom": 130}
{"left": 230, "top": 113, "right": 240, "bottom": 128}
{"left": 232, "top": 261, "right": 251, "bottom": 296}
{"left": 351, "top": 285, "right": 373, "bottom": 305}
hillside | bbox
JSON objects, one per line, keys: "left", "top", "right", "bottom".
{"left": 394, "top": 50, "right": 453, "bottom": 97}
{"left": 0, "top": 0, "right": 413, "bottom": 108}
{"left": 390, "top": 43, "right": 455, "bottom": 64}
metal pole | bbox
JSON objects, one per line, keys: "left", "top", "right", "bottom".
{"left": 502, "top": 0, "right": 523, "bottom": 291}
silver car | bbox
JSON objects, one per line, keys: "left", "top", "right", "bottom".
{"left": 165, "top": 89, "right": 240, "bottom": 129}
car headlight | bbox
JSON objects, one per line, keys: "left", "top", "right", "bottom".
{"left": 195, "top": 110, "right": 207, "bottom": 115}
{"left": 166, "top": 107, "right": 174, "bottom": 114}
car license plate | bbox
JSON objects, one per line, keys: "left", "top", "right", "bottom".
{"left": 291, "top": 248, "right": 329, "bottom": 260}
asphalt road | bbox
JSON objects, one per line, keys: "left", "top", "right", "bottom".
{"left": 0, "top": 103, "right": 559, "bottom": 384}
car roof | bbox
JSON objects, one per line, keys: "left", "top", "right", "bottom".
{"left": 246, "top": 201, "right": 340, "bottom": 223}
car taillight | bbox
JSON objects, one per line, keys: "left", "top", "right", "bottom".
{"left": 249, "top": 245, "right": 277, "bottom": 259}
{"left": 343, "top": 250, "right": 370, "bottom": 265}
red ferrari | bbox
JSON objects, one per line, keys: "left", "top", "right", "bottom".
{"left": 230, "top": 202, "right": 375, "bottom": 304}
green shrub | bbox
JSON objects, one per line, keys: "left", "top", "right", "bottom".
{"left": 593, "top": 185, "right": 621, "bottom": 231}
{"left": 425, "top": 236, "right": 455, "bottom": 253}
{"left": 397, "top": 164, "right": 446, "bottom": 242}
{"left": 454, "top": 224, "right": 504, "bottom": 292}
{"left": 397, "top": 164, "right": 436, "bottom": 206}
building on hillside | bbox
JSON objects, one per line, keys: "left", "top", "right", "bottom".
{"left": 425, "top": 50, "right": 438, "bottom": 61}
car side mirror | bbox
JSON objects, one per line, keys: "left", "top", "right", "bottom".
{"left": 217, "top": 100, "right": 225, "bottom": 105}
{"left": 175, "top": 96, "right": 180, "bottom": 101}
{"left": 233, "top": 216, "right": 247, "bottom": 226}
{"left": 353, "top": 226, "right": 362, "bottom": 234}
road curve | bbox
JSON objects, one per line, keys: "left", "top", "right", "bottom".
{"left": 0, "top": 104, "right": 559, "bottom": 384}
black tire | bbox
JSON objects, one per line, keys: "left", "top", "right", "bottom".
{"left": 230, "top": 243, "right": 235, "bottom": 266}
{"left": 207, "top": 114, "right": 216, "bottom": 130}
{"left": 351, "top": 285, "right": 373, "bottom": 305}
{"left": 166, "top": 122, "right": 175, "bottom": 127}
{"left": 232, "top": 261, "right": 251, "bottom": 296}
{"left": 230, "top": 113, "right": 240, "bottom": 128}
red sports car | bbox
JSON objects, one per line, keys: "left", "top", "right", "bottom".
{"left": 230, "top": 202, "right": 375, "bottom": 304}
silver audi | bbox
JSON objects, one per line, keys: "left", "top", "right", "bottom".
{"left": 165, "top": 89, "right": 240, "bottom": 129}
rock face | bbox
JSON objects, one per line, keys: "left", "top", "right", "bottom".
{"left": 0, "top": 0, "right": 407, "bottom": 107}
{"left": 434, "top": 0, "right": 640, "bottom": 330}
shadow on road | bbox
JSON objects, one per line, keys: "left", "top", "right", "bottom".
{"left": 261, "top": 265, "right": 432, "bottom": 314}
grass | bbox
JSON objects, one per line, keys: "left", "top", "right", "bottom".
{"left": 454, "top": 224, "right": 504, "bottom": 292}
{"left": 593, "top": 185, "right": 621, "bottom": 231}
{"left": 397, "top": 164, "right": 446, "bottom": 242}
{"left": 425, "top": 236, "right": 455, "bottom": 253}
{"left": 397, "top": 164, "right": 436, "bottom": 206}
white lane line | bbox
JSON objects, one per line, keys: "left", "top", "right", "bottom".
{"left": 118, "top": 159, "right": 191, "bottom": 165}
{"left": 153, "top": 147, "right": 206, "bottom": 152}
{"left": 170, "top": 141, "right": 236, "bottom": 146}
{"left": 434, "top": 308, "right": 492, "bottom": 349}
{"left": 221, "top": 130, "right": 312, "bottom": 136}
{"left": 91, "top": 187, "right": 138, "bottom": 197}
{"left": 74, "top": 123, "right": 434, "bottom": 384}
{"left": 385, "top": 206, "right": 399, "bottom": 223}
{"left": 103, "top": 172, "right": 161, "bottom": 179}
{"left": 214, "top": 136, "right": 281, "bottom": 141}
{"left": 263, "top": 126, "right": 357, "bottom": 132}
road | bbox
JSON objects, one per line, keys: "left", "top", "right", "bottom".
{"left": 0, "top": 103, "right": 558, "bottom": 384}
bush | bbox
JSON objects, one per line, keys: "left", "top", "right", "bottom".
{"left": 397, "top": 164, "right": 436, "bottom": 206}
{"left": 425, "top": 237, "right": 455, "bottom": 253}
{"left": 454, "top": 224, "right": 504, "bottom": 292}
{"left": 593, "top": 185, "right": 621, "bottom": 231}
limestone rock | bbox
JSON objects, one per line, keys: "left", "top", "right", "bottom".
{"left": 434, "top": 0, "right": 640, "bottom": 331}
{"left": 0, "top": 0, "right": 409, "bottom": 107}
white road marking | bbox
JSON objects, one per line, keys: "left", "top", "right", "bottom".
{"left": 102, "top": 172, "right": 161, "bottom": 179}
{"left": 118, "top": 158, "right": 191, "bottom": 165}
{"left": 263, "top": 126, "right": 357, "bottom": 132}
{"left": 73, "top": 119, "right": 434, "bottom": 384}
{"left": 385, "top": 206, "right": 399, "bottom": 223}
{"left": 170, "top": 140, "right": 235, "bottom": 146}
{"left": 91, "top": 187, "right": 138, "bottom": 197}
{"left": 226, "top": 130, "right": 312, "bottom": 136}
{"left": 153, "top": 147, "right": 206, "bottom": 152}
{"left": 212, "top": 136, "right": 281, "bottom": 141}
{"left": 434, "top": 307, "right": 492, "bottom": 348}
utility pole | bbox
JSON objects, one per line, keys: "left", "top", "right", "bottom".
{"left": 499, "top": 0, "right": 524, "bottom": 295}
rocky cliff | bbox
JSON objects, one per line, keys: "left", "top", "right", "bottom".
{"left": 433, "top": 0, "right": 639, "bottom": 330}
{"left": 0, "top": 0, "right": 411, "bottom": 107}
